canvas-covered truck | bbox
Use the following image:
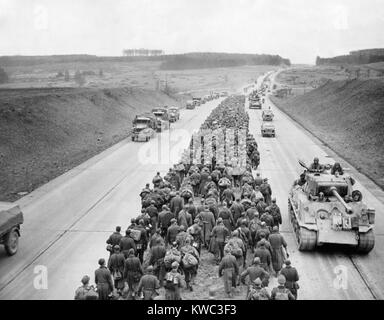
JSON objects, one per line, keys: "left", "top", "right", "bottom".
{"left": 132, "top": 115, "right": 156, "bottom": 142}
{"left": 168, "top": 107, "right": 180, "bottom": 122}
{"left": 152, "top": 108, "right": 170, "bottom": 132}
{"left": 0, "top": 203, "right": 24, "bottom": 256}
{"left": 186, "top": 100, "right": 195, "bottom": 110}
{"left": 261, "top": 122, "right": 276, "bottom": 137}
{"left": 192, "top": 97, "right": 202, "bottom": 106}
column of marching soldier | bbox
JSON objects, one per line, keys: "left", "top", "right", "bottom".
{"left": 74, "top": 165, "right": 300, "bottom": 300}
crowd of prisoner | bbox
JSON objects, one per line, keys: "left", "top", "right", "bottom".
{"left": 74, "top": 163, "right": 300, "bottom": 300}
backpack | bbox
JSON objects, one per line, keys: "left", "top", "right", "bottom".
{"left": 182, "top": 252, "right": 198, "bottom": 268}
{"left": 274, "top": 288, "right": 289, "bottom": 300}
{"left": 164, "top": 249, "right": 181, "bottom": 268}
{"left": 130, "top": 229, "right": 142, "bottom": 242}
{"left": 249, "top": 220, "right": 259, "bottom": 233}
{"left": 164, "top": 273, "right": 178, "bottom": 291}
{"left": 84, "top": 286, "right": 98, "bottom": 300}
{"left": 250, "top": 288, "right": 269, "bottom": 300}
{"left": 227, "top": 241, "right": 243, "bottom": 258}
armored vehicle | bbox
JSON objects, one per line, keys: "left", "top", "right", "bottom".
{"left": 0, "top": 203, "right": 24, "bottom": 256}
{"left": 288, "top": 161, "right": 375, "bottom": 253}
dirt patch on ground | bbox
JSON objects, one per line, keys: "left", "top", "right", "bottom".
{"left": 271, "top": 78, "right": 384, "bottom": 189}
{"left": 0, "top": 87, "right": 183, "bottom": 201}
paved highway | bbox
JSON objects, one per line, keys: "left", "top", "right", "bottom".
{"left": 1, "top": 72, "right": 383, "bottom": 300}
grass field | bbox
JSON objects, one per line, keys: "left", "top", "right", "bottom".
{"left": 1, "top": 60, "right": 277, "bottom": 96}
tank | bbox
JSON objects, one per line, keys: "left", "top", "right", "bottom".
{"left": 288, "top": 161, "right": 375, "bottom": 254}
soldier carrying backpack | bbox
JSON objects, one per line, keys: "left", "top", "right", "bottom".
{"left": 271, "top": 275, "right": 295, "bottom": 300}
{"left": 247, "top": 278, "right": 270, "bottom": 300}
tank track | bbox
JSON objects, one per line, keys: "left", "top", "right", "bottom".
{"left": 356, "top": 230, "right": 375, "bottom": 254}
{"left": 288, "top": 199, "right": 317, "bottom": 251}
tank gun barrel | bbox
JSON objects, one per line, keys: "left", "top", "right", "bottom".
{"left": 330, "top": 187, "right": 353, "bottom": 214}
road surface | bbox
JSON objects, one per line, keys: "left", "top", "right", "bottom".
{"left": 1, "top": 72, "right": 383, "bottom": 300}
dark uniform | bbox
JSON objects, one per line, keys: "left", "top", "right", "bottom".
{"left": 170, "top": 195, "right": 184, "bottom": 218}
{"left": 119, "top": 236, "right": 137, "bottom": 258}
{"left": 218, "top": 254, "right": 239, "bottom": 296}
{"left": 108, "top": 252, "right": 125, "bottom": 290}
{"left": 94, "top": 266, "right": 114, "bottom": 300}
{"left": 166, "top": 224, "right": 180, "bottom": 245}
{"left": 137, "top": 274, "right": 160, "bottom": 300}
{"left": 106, "top": 232, "right": 122, "bottom": 248}
{"left": 123, "top": 254, "right": 143, "bottom": 299}
{"left": 211, "top": 223, "right": 230, "bottom": 261}
{"left": 149, "top": 244, "right": 167, "bottom": 285}
{"left": 146, "top": 204, "right": 159, "bottom": 235}
{"left": 254, "top": 245, "right": 272, "bottom": 273}
{"left": 281, "top": 264, "right": 299, "bottom": 299}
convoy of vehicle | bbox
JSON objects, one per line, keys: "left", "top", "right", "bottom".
{"left": 289, "top": 161, "right": 375, "bottom": 253}
{"left": 0, "top": 203, "right": 24, "bottom": 256}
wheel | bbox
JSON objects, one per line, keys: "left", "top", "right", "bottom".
{"left": 146, "top": 137, "right": 149, "bottom": 142}
{"left": 4, "top": 227, "right": 19, "bottom": 256}
{"left": 356, "top": 230, "right": 375, "bottom": 254}
{"left": 297, "top": 227, "right": 317, "bottom": 251}
{"left": 131, "top": 136, "right": 135, "bottom": 141}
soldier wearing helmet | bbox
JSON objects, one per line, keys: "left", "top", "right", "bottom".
{"left": 310, "top": 157, "right": 324, "bottom": 172}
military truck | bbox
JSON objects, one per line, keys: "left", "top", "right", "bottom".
{"left": 0, "top": 203, "right": 24, "bottom": 256}
{"left": 249, "top": 98, "right": 262, "bottom": 109}
{"left": 261, "top": 122, "right": 276, "bottom": 137}
{"left": 288, "top": 161, "right": 375, "bottom": 253}
{"left": 132, "top": 115, "right": 156, "bottom": 142}
{"left": 152, "top": 108, "right": 170, "bottom": 132}
{"left": 168, "top": 107, "right": 180, "bottom": 122}
{"left": 192, "top": 97, "right": 202, "bottom": 106}
{"left": 186, "top": 100, "right": 195, "bottom": 110}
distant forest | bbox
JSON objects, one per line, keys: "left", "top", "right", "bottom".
{"left": 0, "top": 52, "right": 291, "bottom": 69}
{"left": 159, "top": 53, "right": 290, "bottom": 70}
{"left": 316, "top": 48, "right": 384, "bottom": 66}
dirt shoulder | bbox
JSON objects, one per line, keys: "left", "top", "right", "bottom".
{"left": 0, "top": 87, "right": 183, "bottom": 201}
{"left": 271, "top": 78, "right": 384, "bottom": 190}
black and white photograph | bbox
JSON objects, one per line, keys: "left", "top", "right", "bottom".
{"left": 0, "top": 0, "right": 383, "bottom": 302}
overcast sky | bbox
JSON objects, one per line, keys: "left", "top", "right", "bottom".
{"left": 1, "top": 0, "right": 383, "bottom": 64}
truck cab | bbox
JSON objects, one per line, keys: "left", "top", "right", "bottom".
{"left": 132, "top": 115, "right": 156, "bottom": 141}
